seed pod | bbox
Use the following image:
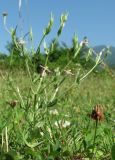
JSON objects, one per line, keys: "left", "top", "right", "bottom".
{"left": 2, "top": 12, "right": 8, "bottom": 17}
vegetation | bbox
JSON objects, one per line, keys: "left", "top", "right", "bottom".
{"left": 0, "top": 7, "right": 115, "bottom": 160}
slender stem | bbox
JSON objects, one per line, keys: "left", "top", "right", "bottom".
{"left": 80, "top": 62, "right": 98, "bottom": 82}
{"left": 36, "top": 34, "right": 46, "bottom": 54}
{"left": 92, "top": 120, "right": 98, "bottom": 159}
{"left": 25, "top": 58, "right": 35, "bottom": 94}
{"left": 1, "top": 132, "right": 4, "bottom": 148}
{"left": 33, "top": 93, "right": 37, "bottom": 127}
{"left": 5, "top": 126, "right": 9, "bottom": 152}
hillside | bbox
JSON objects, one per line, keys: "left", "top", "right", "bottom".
{"left": 93, "top": 45, "right": 115, "bottom": 68}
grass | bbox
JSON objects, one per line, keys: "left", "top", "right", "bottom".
{"left": 0, "top": 69, "right": 114, "bottom": 160}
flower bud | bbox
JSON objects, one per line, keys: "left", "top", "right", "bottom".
{"left": 57, "top": 13, "right": 68, "bottom": 36}
{"left": 43, "top": 14, "right": 54, "bottom": 35}
{"left": 2, "top": 12, "right": 8, "bottom": 17}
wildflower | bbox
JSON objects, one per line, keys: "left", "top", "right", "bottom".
{"left": 39, "top": 65, "right": 51, "bottom": 77}
{"left": 40, "top": 132, "right": 44, "bottom": 137}
{"left": 49, "top": 109, "right": 59, "bottom": 115}
{"left": 47, "top": 127, "right": 53, "bottom": 138}
{"left": 7, "top": 100, "right": 18, "bottom": 108}
{"left": 63, "top": 69, "right": 74, "bottom": 76}
{"left": 62, "top": 121, "right": 71, "bottom": 128}
{"left": 54, "top": 120, "right": 71, "bottom": 128}
{"left": 18, "top": 38, "right": 26, "bottom": 45}
{"left": 80, "top": 36, "right": 89, "bottom": 47}
{"left": 91, "top": 105, "right": 104, "bottom": 121}
{"left": 54, "top": 120, "right": 61, "bottom": 127}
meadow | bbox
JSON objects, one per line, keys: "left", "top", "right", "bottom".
{"left": 0, "top": 12, "right": 115, "bottom": 160}
{"left": 0, "top": 67, "right": 115, "bottom": 160}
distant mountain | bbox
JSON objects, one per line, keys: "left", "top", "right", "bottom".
{"left": 93, "top": 45, "right": 115, "bottom": 68}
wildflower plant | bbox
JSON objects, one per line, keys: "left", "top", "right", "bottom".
{"left": 0, "top": 6, "right": 114, "bottom": 160}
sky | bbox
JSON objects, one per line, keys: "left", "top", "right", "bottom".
{"left": 0, "top": 0, "right": 115, "bottom": 53}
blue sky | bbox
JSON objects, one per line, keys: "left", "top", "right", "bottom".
{"left": 0, "top": 0, "right": 115, "bottom": 53}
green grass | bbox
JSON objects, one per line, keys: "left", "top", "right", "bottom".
{"left": 0, "top": 69, "right": 114, "bottom": 160}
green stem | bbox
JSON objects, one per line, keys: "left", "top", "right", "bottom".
{"left": 33, "top": 93, "right": 37, "bottom": 127}
{"left": 80, "top": 62, "right": 98, "bottom": 82}
{"left": 36, "top": 34, "right": 46, "bottom": 54}
{"left": 92, "top": 120, "right": 98, "bottom": 159}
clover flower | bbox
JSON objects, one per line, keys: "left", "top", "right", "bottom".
{"left": 91, "top": 104, "right": 104, "bottom": 121}
{"left": 7, "top": 100, "right": 18, "bottom": 108}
